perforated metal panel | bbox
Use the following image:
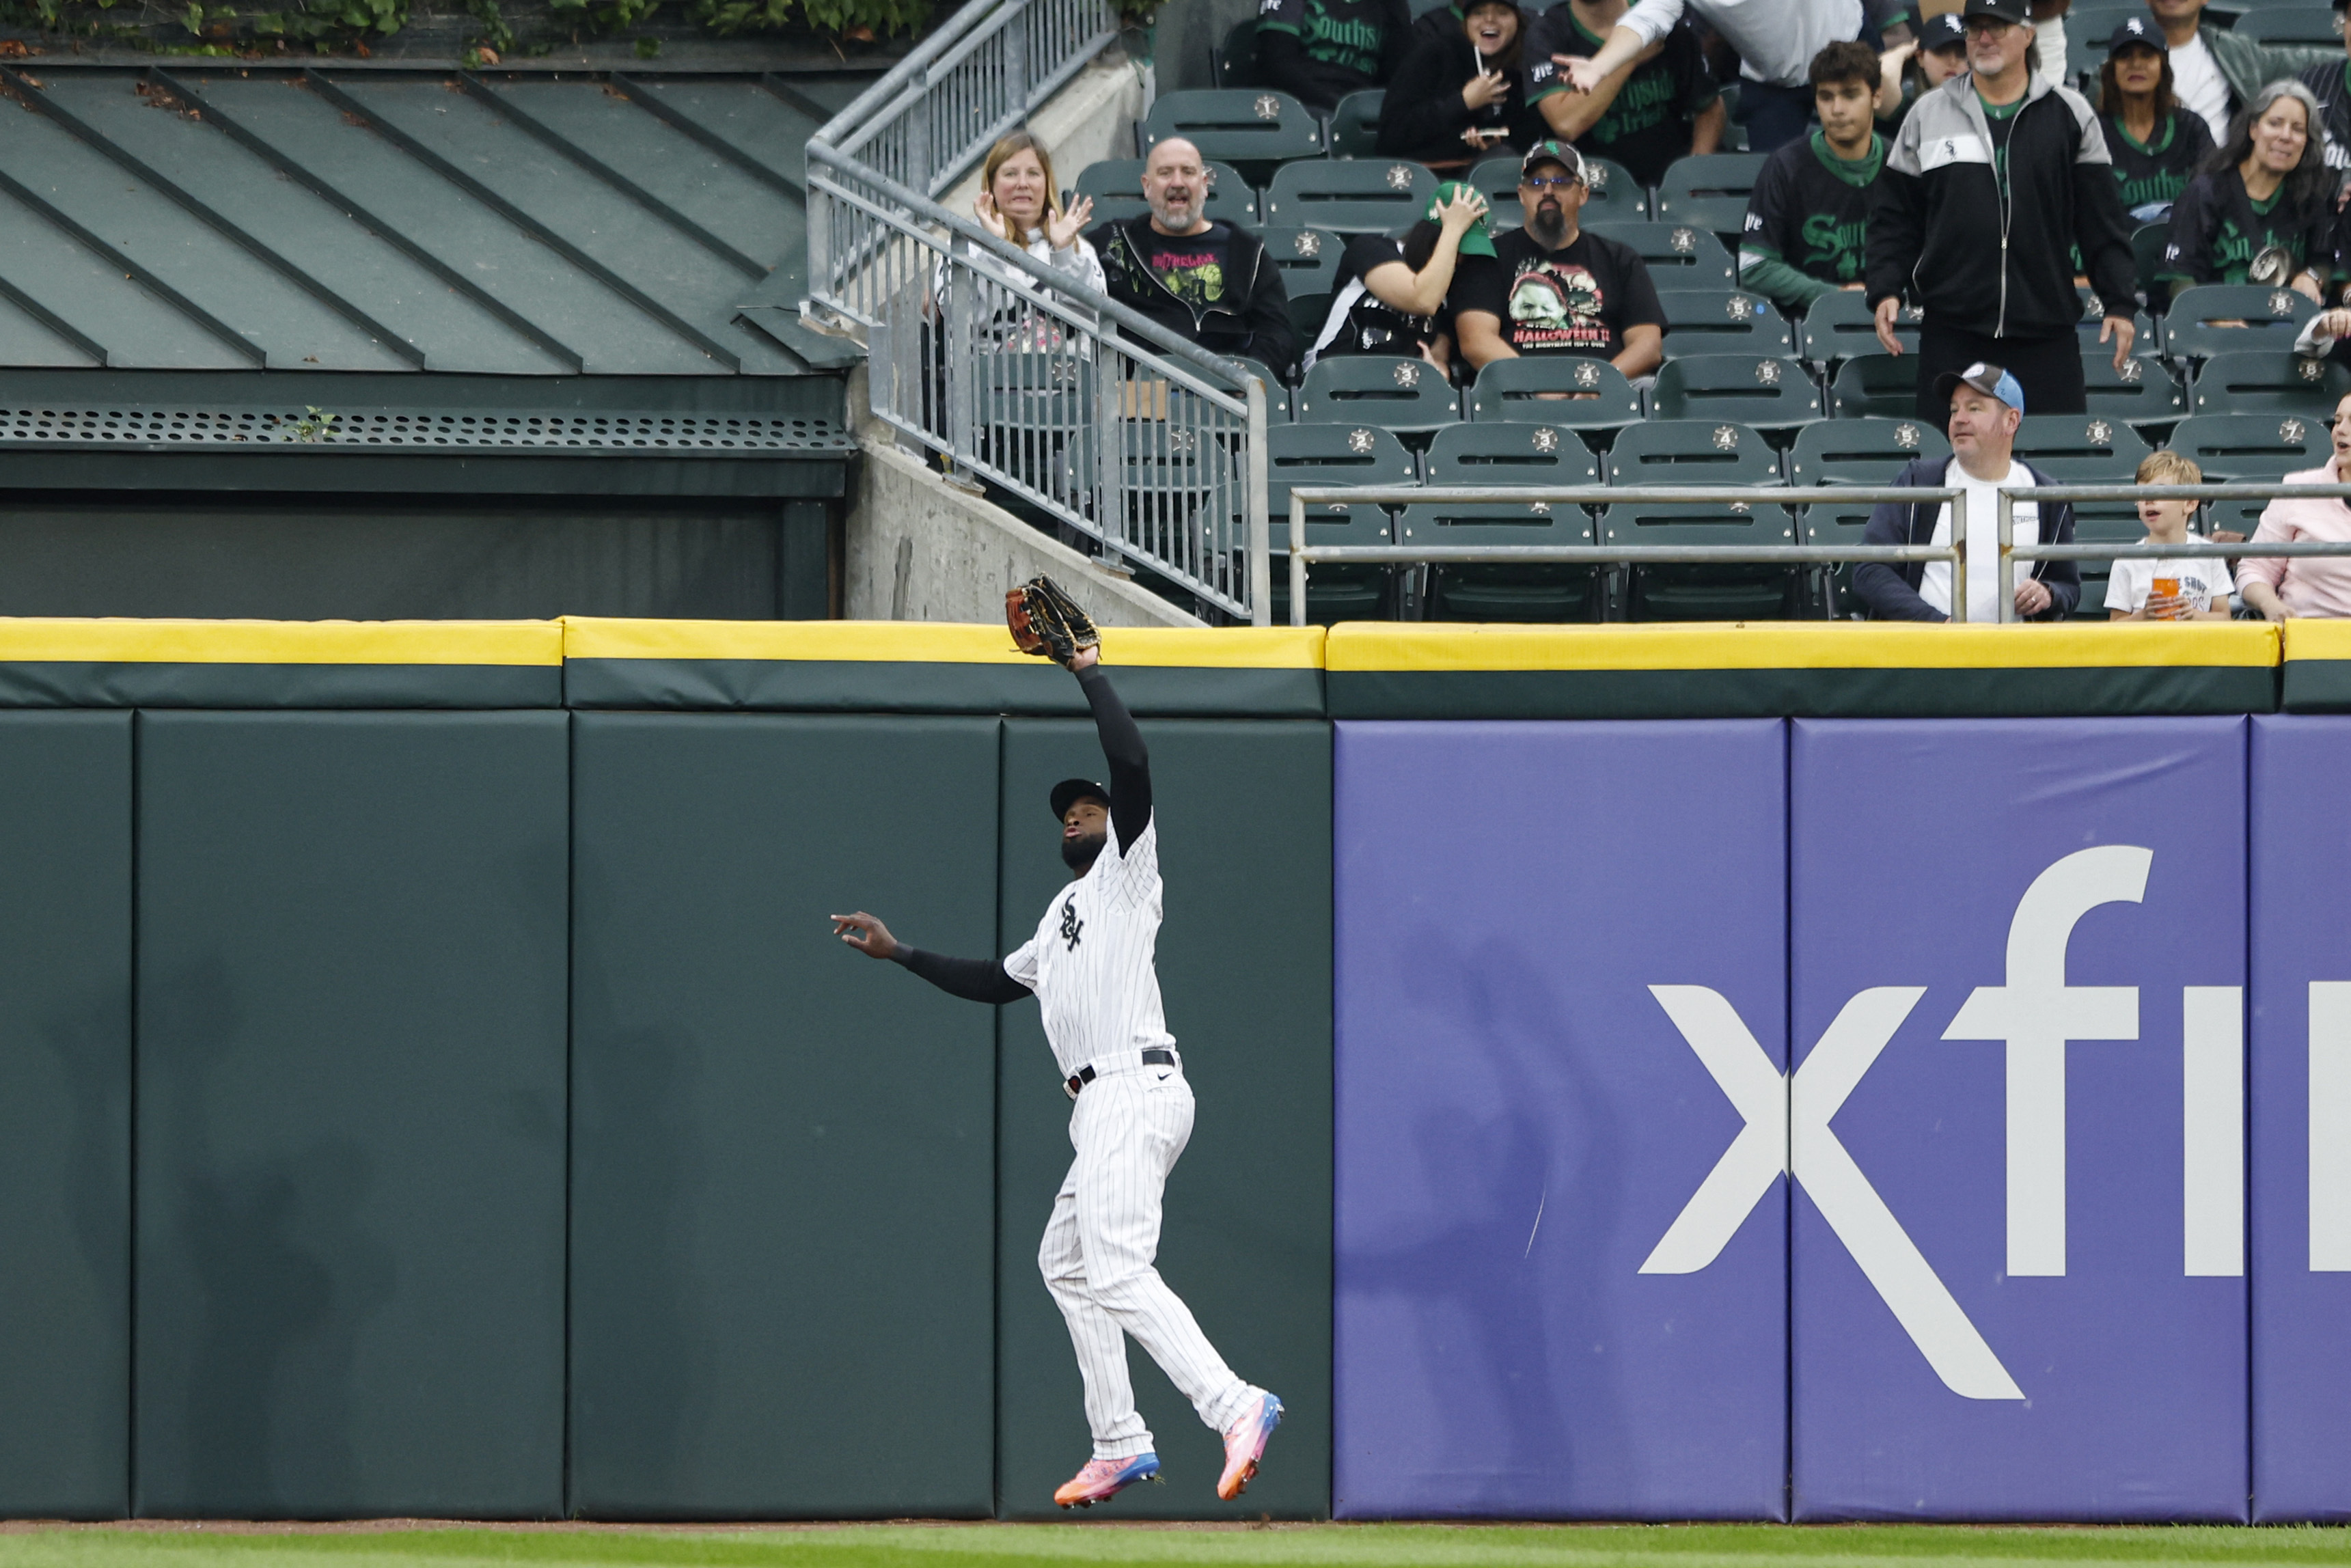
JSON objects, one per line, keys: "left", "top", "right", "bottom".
{"left": 0, "top": 405, "right": 854, "bottom": 453}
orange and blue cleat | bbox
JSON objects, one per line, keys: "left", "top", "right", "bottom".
{"left": 1216, "top": 1392, "right": 1283, "bottom": 1500}
{"left": 1053, "top": 1452, "right": 1160, "bottom": 1509}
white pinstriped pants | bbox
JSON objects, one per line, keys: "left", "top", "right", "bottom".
{"left": 1039, "top": 1064, "right": 1256, "bottom": 1459}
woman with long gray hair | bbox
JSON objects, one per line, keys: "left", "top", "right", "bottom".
{"left": 2158, "top": 78, "right": 2335, "bottom": 301}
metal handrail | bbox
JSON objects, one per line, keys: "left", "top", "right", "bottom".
{"left": 1994, "top": 482, "right": 2351, "bottom": 622}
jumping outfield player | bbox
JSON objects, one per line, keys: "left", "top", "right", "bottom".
{"left": 829, "top": 629, "right": 1283, "bottom": 1513}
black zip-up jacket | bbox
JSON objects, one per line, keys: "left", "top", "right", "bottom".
{"left": 1085, "top": 214, "right": 1300, "bottom": 377}
{"left": 1855, "top": 454, "right": 2080, "bottom": 621}
{"left": 1375, "top": 31, "right": 1545, "bottom": 163}
{"left": 1866, "top": 72, "right": 2136, "bottom": 341}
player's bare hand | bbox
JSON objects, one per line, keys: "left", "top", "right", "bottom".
{"left": 2100, "top": 313, "right": 2136, "bottom": 370}
{"left": 1069, "top": 644, "right": 1099, "bottom": 670}
{"left": 1873, "top": 295, "right": 1906, "bottom": 356}
{"left": 831, "top": 911, "right": 900, "bottom": 959}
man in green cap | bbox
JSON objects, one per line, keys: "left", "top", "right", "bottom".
{"left": 1302, "top": 182, "right": 1493, "bottom": 374}
{"left": 1453, "top": 141, "right": 1666, "bottom": 379}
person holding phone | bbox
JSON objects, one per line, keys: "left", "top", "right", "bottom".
{"left": 1378, "top": 0, "right": 1548, "bottom": 166}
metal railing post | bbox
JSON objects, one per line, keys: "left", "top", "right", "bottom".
{"left": 1996, "top": 489, "right": 2016, "bottom": 623}
{"left": 1246, "top": 376, "right": 1271, "bottom": 627}
{"left": 1289, "top": 492, "right": 1308, "bottom": 629}
{"left": 1951, "top": 489, "right": 1968, "bottom": 624}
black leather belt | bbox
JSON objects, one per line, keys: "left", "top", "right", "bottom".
{"left": 1067, "top": 1047, "right": 1175, "bottom": 1098}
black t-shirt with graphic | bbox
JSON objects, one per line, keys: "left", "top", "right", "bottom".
{"left": 1139, "top": 223, "right": 1241, "bottom": 314}
{"left": 2159, "top": 166, "right": 2334, "bottom": 288}
{"left": 1454, "top": 225, "right": 1664, "bottom": 357}
{"left": 1526, "top": 7, "right": 1718, "bottom": 190}
{"left": 1741, "top": 129, "right": 1882, "bottom": 286}
{"left": 1311, "top": 232, "right": 1445, "bottom": 362}
{"left": 1256, "top": 0, "right": 1407, "bottom": 107}
{"left": 2100, "top": 110, "right": 2216, "bottom": 223}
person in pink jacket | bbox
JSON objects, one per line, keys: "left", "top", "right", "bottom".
{"left": 2239, "top": 391, "right": 2351, "bottom": 622}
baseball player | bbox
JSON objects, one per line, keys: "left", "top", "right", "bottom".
{"left": 829, "top": 640, "right": 1283, "bottom": 1511}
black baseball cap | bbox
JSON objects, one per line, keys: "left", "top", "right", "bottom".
{"left": 1931, "top": 360, "right": 2026, "bottom": 413}
{"left": 1961, "top": 0, "right": 2031, "bottom": 22}
{"left": 1920, "top": 11, "right": 1967, "bottom": 49}
{"left": 1520, "top": 139, "right": 1585, "bottom": 184}
{"left": 1051, "top": 778, "right": 1110, "bottom": 820}
{"left": 2105, "top": 13, "right": 2164, "bottom": 52}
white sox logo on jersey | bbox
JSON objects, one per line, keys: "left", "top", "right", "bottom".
{"left": 1640, "top": 847, "right": 2264, "bottom": 1402}
{"left": 1060, "top": 894, "right": 1084, "bottom": 950}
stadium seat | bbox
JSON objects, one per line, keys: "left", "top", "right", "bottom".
{"left": 1649, "top": 353, "right": 1823, "bottom": 428}
{"left": 1213, "top": 19, "right": 1257, "bottom": 88}
{"left": 1797, "top": 291, "right": 1919, "bottom": 366}
{"left": 1426, "top": 418, "right": 1600, "bottom": 484}
{"left": 1464, "top": 355, "right": 1644, "bottom": 431}
{"left": 2010, "top": 411, "right": 2153, "bottom": 480}
{"left": 1328, "top": 90, "right": 1384, "bottom": 157}
{"left": 1655, "top": 289, "right": 1794, "bottom": 354}
{"left": 1076, "top": 158, "right": 1259, "bottom": 224}
{"left": 1289, "top": 290, "right": 1334, "bottom": 340}
{"left": 2082, "top": 352, "right": 2187, "bottom": 427}
{"left": 1601, "top": 421, "right": 1798, "bottom": 619}
{"left": 1259, "top": 226, "right": 1345, "bottom": 302}
{"left": 1261, "top": 157, "right": 1438, "bottom": 232}
{"left": 1829, "top": 353, "right": 1919, "bottom": 418}
{"left": 2238, "top": 4, "right": 2340, "bottom": 44}
{"left": 1409, "top": 501, "right": 1604, "bottom": 621}
{"left": 2168, "top": 411, "right": 2331, "bottom": 478}
{"left": 2076, "top": 305, "right": 2158, "bottom": 358}
{"left": 1142, "top": 90, "right": 1324, "bottom": 180}
{"left": 1786, "top": 415, "right": 1951, "bottom": 483}
{"left": 1297, "top": 353, "right": 1462, "bottom": 434}
{"left": 1582, "top": 221, "right": 1738, "bottom": 284}
{"left": 2161, "top": 284, "right": 2317, "bottom": 361}
{"left": 1651, "top": 152, "right": 1769, "bottom": 240}
{"left": 1469, "top": 152, "right": 1647, "bottom": 228}
{"left": 2132, "top": 223, "right": 2170, "bottom": 306}
{"left": 2188, "top": 350, "right": 2351, "bottom": 415}
{"left": 1234, "top": 357, "right": 1293, "bottom": 421}
{"left": 1266, "top": 422, "right": 1418, "bottom": 622}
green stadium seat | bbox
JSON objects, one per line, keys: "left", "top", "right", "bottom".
{"left": 1085, "top": 197, "right": 1153, "bottom": 225}
{"left": 1426, "top": 418, "right": 1599, "bottom": 483}
{"left": 1830, "top": 353, "right": 1919, "bottom": 418}
{"left": 2076, "top": 304, "right": 2158, "bottom": 358}
{"left": 1652, "top": 152, "right": 1770, "bottom": 240}
{"left": 1213, "top": 18, "right": 1258, "bottom": 88}
{"left": 1290, "top": 290, "right": 1334, "bottom": 340}
{"left": 1409, "top": 501, "right": 1604, "bottom": 621}
{"left": 1464, "top": 355, "right": 1644, "bottom": 431}
{"left": 2188, "top": 350, "right": 2351, "bottom": 415}
{"left": 1601, "top": 419, "right": 1798, "bottom": 619}
{"left": 2168, "top": 411, "right": 2331, "bottom": 478}
{"left": 2237, "top": 5, "right": 2340, "bottom": 44}
{"left": 1266, "top": 422, "right": 1418, "bottom": 622}
{"left": 2132, "top": 223, "right": 2170, "bottom": 305}
{"left": 1142, "top": 90, "right": 1325, "bottom": 181}
{"left": 1297, "top": 353, "right": 1461, "bottom": 434}
{"left": 1233, "top": 357, "right": 1294, "bottom": 421}
{"left": 1786, "top": 415, "right": 1951, "bottom": 484}
{"left": 1261, "top": 226, "right": 1345, "bottom": 301}
{"left": 1797, "top": 290, "right": 1919, "bottom": 365}
{"left": 1656, "top": 288, "right": 1794, "bottom": 355}
{"left": 1075, "top": 158, "right": 1259, "bottom": 224}
{"left": 1583, "top": 220, "right": 1738, "bottom": 284}
{"left": 1605, "top": 417, "right": 1784, "bottom": 485}
{"left": 1329, "top": 90, "right": 1385, "bottom": 157}
{"left": 2082, "top": 351, "right": 2187, "bottom": 427}
{"left": 1469, "top": 152, "right": 1647, "bottom": 228}
{"left": 1650, "top": 353, "right": 1822, "bottom": 428}
{"left": 2011, "top": 411, "right": 2154, "bottom": 480}
{"left": 2161, "top": 284, "right": 2317, "bottom": 361}
{"left": 1261, "top": 157, "right": 1438, "bottom": 232}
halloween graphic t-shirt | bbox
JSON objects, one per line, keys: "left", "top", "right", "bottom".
{"left": 1144, "top": 224, "right": 1239, "bottom": 314}
{"left": 1454, "top": 226, "right": 1664, "bottom": 358}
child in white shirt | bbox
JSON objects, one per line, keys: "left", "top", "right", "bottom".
{"left": 2108, "top": 450, "right": 2236, "bottom": 620}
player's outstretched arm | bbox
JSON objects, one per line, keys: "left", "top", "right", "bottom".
{"left": 1072, "top": 652, "right": 1151, "bottom": 853}
{"left": 831, "top": 911, "right": 1030, "bottom": 1004}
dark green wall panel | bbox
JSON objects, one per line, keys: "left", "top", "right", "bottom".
{"left": 568, "top": 714, "right": 999, "bottom": 1519}
{"left": 134, "top": 712, "right": 569, "bottom": 1518}
{"left": 996, "top": 718, "right": 1333, "bottom": 1521}
{"left": 0, "top": 713, "right": 130, "bottom": 1517}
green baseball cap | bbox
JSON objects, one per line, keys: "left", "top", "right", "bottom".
{"left": 1424, "top": 180, "right": 1497, "bottom": 258}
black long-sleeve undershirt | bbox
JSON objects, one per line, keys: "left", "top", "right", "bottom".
{"left": 890, "top": 663, "right": 1153, "bottom": 1007}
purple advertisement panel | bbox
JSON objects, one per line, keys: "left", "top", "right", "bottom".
{"left": 2249, "top": 716, "right": 2351, "bottom": 1521}
{"left": 1334, "top": 719, "right": 1787, "bottom": 1520}
{"left": 1790, "top": 719, "right": 2246, "bottom": 1522}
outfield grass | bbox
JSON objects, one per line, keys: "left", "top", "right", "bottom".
{"left": 0, "top": 1524, "right": 2343, "bottom": 1568}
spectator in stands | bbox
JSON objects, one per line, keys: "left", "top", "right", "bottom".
{"left": 2146, "top": 0, "right": 2336, "bottom": 143}
{"left": 1855, "top": 361, "right": 2082, "bottom": 620}
{"left": 1451, "top": 140, "right": 1666, "bottom": 379}
{"left": 2100, "top": 18, "right": 2216, "bottom": 224}
{"left": 1088, "top": 138, "right": 1300, "bottom": 375}
{"left": 1304, "top": 184, "right": 1493, "bottom": 372}
{"left": 946, "top": 132, "right": 1105, "bottom": 352}
{"left": 1877, "top": 12, "right": 1970, "bottom": 133}
{"left": 1550, "top": 0, "right": 1867, "bottom": 153}
{"left": 2298, "top": 0, "right": 2351, "bottom": 171}
{"left": 1526, "top": 0, "right": 1722, "bottom": 188}
{"left": 2108, "top": 450, "right": 2235, "bottom": 619}
{"left": 2237, "top": 389, "right": 2351, "bottom": 620}
{"left": 1379, "top": 1, "right": 1548, "bottom": 166}
{"left": 1254, "top": 0, "right": 1411, "bottom": 111}
{"left": 2160, "top": 80, "right": 2333, "bottom": 300}
{"left": 1867, "top": 0, "right": 2136, "bottom": 418}
{"left": 1739, "top": 42, "right": 1885, "bottom": 314}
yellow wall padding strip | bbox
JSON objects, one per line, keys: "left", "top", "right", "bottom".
{"left": 2281, "top": 618, "right": 2351, "bottom": 663}
{"left": 562, "top": 618, "right": 1325, "bottom": 669}
{"left": 1325, "top": 622, "right": 2280, "bottom": 673}
{"left": 0, "top": 618, "right": 563, "bottom": 666}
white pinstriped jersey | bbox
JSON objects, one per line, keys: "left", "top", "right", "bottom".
{"left": 1003, "top": 814, "right": 1173, "bottom": 1078}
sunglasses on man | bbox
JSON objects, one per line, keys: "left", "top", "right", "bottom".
{"left": 1520, "top": 174, "right": 1581, "bottom": 190}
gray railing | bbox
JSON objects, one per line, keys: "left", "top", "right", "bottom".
{"left": 1995, "top": 483, "right": 2351, "bottom": 622}
{"left": 804, "top": 0, "right": 1273, "bottom": 623}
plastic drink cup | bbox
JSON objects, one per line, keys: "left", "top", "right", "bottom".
{"left": 2153, "top": 576, "right": 2180, "bottom": 618}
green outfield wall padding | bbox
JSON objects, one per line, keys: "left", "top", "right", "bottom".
{"left": 561, "top": 661, "right": 1325, "bottom": 717}
{"left": 995, "top": 719, "right": 1333, "bottom": 1522}
{"left": 0, "top": 713, "right": 131, "bottom": 1518}
{"left": 0, "top": 663, "right": 561, "bottom": 710}
{"left": 133, "top": 713, "right": 570, "bottom": 1519}
{"left": 568, "top": 714, "right": 1000, "bottom": 1519}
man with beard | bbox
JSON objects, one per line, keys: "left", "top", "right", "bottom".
{"left": 1088, "top": 137, "right": 1298, "bottom": 375}
{"left": 831, "top": 643, "right": 1285, "bottom": 1513}
{"left": 1452, "top": 139, "right": 1666, "bottom": 376}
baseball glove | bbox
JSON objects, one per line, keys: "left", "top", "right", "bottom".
{"left": 1006, "top": 575, "right": 1099, "bottom": 666}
